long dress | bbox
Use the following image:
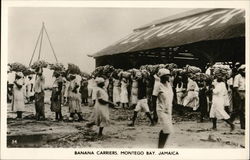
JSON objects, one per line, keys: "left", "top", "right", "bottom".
{"left": 12, "top": 78, "right": 25, "bottom": 112}
{"left": 113, "top": 78, "right": 121, "bottom": 104}
{"left": 68, "top": 79, "right": 81, "bottom": 113}
{"left": 120, "top": 80, "right": 129, "bottom": 103}
{"left": 50, "top": 77, "right": 63, "bottom": 112}
{"left": 156, "top": 82, "right": 174, "bottom": 134}
{"left": 130, "top": 79, "right": 138, "bottom": 105}
{"left": 209, "top": 81, "right": 230, "bottom": 120}
{"left": 94, "top": 87, "right": 110, "bottom": 127}
{"left": 176, "top": 82, "right": 184, "bottom": 105}
{"left": 182, "top": 78, "right": 199, "bottom": 110}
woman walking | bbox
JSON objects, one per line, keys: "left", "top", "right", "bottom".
{"left": 89, "top": 77, "right": 116, "bottom": 137}
{"left": 12, "top": 72, "right": 25, "bottom": 119}
{"left": 50, "top": 72, "right": 63, "bottom": 121}
{"left": 120, "top": 77, "right": 129, "bottom": 109}
{"left": 210, "top": 77, "right": 234, "bottom": 131}
{"left": 155, "top": 68, "right": 174, "bottom": 148}
{"left": 68, "top": 74, "right": 84, "bottom": 121}
{"left": 113, "top": 76, "right": 121, "bottom": 107}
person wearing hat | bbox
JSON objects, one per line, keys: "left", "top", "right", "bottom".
{"left": 182, "top": 73, "right": 199, "bottom": 111}
{"left": 50, "top": 71, "right": 63, "bottom": 121}
{"left": 231, "top": 64, "right": 245, "bottom": 129}
{"left": 12, "top": 72, "right": 25, "bottom": 119}
{"left": 87, "top": 77, "right": 117, "bottom": 137}
{"left": 34, "top": 67, "right": 46, "bottom": 120}
{"left": 154, "top": 68, "right": 174, "bottom": 148}
{"left": 210, "top": 76, "right": 235, "bottom": 131}
{"left": 128, "top": 70, "right": 155, "bottom": 127}
{"left": 68, "top": 74, "right": 84, "bottom": 121}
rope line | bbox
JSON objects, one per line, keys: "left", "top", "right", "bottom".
{"left": 29, "top": 26, "right": 43, "bottom": 66}
{"left": 38, "top": 23, "right": 44, "bottom": 61}
{"left": 44, "top": 25, "right": 58, "bottom": 62}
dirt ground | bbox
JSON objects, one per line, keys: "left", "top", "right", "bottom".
{"left": 7, "top": 91, "right": 245, "bottom": 148}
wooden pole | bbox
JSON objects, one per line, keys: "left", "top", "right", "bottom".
{"left": 29, "top": 25, "right": 43, "bottom": 66}
{"left": 44, "top": 24, "right": 58, "bottom": 62}
{"left": 38, "top": 22, "right": 44, "bottom": 60}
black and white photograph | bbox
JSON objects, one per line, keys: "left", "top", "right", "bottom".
{"left": 1, "top": 1, "right": 249, "bottom": 160}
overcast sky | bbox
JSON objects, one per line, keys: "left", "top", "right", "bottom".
{"left": 8, "top": 7, "right": 193, "bottom": 73}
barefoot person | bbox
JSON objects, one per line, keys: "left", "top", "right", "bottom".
{"left": 88, "top": 77, "right": 117, "bottom": 137}
{"left": 12, "top": 72, "right": 25, "bottom": 119}
{"left": 155, "top": 69, "right": 174, "bottom": 148}
{"left": 210, "top": 77, "right": 234, "bottom": 131}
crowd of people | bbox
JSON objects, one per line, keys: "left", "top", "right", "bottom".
{"left": 7, "top": 61, "right": 245, "bottom": 148}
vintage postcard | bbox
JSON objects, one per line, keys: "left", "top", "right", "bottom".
{"left": 1, "top": 0, "right": 249, "bottom": 159}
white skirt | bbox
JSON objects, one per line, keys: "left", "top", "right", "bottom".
{"left": 157, "top": 110, "right": 174, "bottom": 134}
{"left": 113, "top": 86, "right": 121, "bottom": 103}
{"left": 210, "top": 96, "right": 230, "bottom": 120}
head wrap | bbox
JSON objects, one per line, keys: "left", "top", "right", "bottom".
{"left": 95, "top": 77, "right": 105, "bottom": 84}
{"left": 158, "top": 68, "right": 170, "bottom": 77}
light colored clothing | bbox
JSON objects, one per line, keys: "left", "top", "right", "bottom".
{"left": 152, "top": 74, "right": 160, "bottom": 96}
{"left": 8, "top": 72, "right": 16, "bottom": 84}
{"left": 26, "top": 78, "right": 34, "bottom": 97}
{"left": 205, "top": 67, "right": 212, "bottom": 75}
{"left": 134, "top": 98, "right": 150, "bottom": 112}
{"left": 130, "top": 79, "right": 138, "bottom": 105}
{"left": 156, "top": 82, "right": 174, "bottom": 134}
{"left": 176, "top": 83, "right": 184, "bottom": 105}
{"left": 120, "top": 80, "right": 128, "bottom": 103}
{"left": 94, "top": 87, "right": 110, "bottom": 127}
{"left": 210, "top": 81, "right": 230, "bottom": 120}
{"left": 113, "top": 79, "right": 121, "bottom": 103}
{"left": 68, "top": 79, "right": 81, "bottom": 113}
{"left": 233, "top": 74, "right": 245, "bottom": 91}
{"left": 12, "top": 78, "right": 25, "bottom": 112}
{"left": 34, "top": 75, "right": 45, "bottom": 93}
{"left": 182, "top": 78, "right": 199, "bottom": 110}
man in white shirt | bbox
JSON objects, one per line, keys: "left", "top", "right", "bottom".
{"left": 231, "top": 65, "right": 245, "bottom": 129}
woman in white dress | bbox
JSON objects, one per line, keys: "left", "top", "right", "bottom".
{"left": 130, "top": 75, "right": 138, "bottom": 109}
{"left": 88, "top": 77, "right": 117, "bottom": 137}
{"left": 210, "top": 77, "right": 234, "bottom": 131}
{"left": 12, "top": 72, "right": 25, "bottom": 119}
{"left": 67, "top": 74, "right": 83, "bottom": 121}
{"left": 113, "top": 78, "right": 121, "bottom": 106}
{"left": 120, "top": 77, "right": 129, "bottom": 108}
{"left": 155, "top": 69, "right": 174, "bottom": 148}
{"left": 182, "top": 76, "right": 199, "bottom": 111}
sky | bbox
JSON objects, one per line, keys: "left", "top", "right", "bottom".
{"left": 8, "top": 7, "right": 193, "bottom": 73}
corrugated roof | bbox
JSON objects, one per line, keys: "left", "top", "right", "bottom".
{"left": 90, "top": 8, "right": 245, "bottom": 58}
{"left": 134, "top": 8, "right": 214, "bottom": 31}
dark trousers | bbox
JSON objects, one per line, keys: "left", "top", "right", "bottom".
{"left": 231, "top": 91, "right": 245, "bottom": 129}
{"left": 152, "top": 95, "right": 158, "bottom": 121}
{"left": 35, "top": 92, "right": 45, "bottom": 120}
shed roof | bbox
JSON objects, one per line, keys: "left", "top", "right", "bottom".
{"left": 90, "top": 8, "right": 245, "bottom": 58}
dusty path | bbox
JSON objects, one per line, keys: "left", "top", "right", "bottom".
{"left": 7, "top": 92, "right": 245, "bottom": 148}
